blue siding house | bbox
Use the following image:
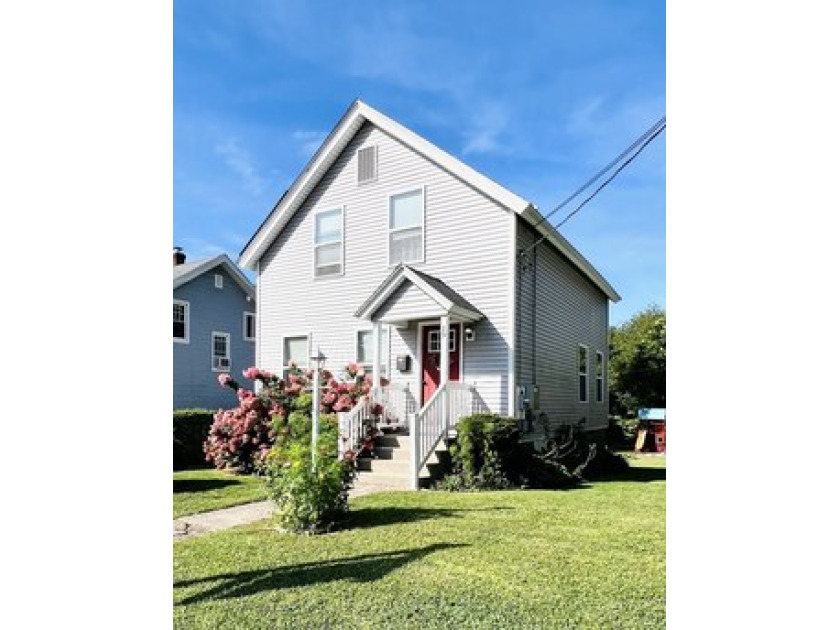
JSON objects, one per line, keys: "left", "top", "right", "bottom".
{"left": 173, "top": 249, "right": 256, "bottom": 410}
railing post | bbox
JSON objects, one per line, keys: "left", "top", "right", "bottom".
{"left": 409, "top": 413, "right": 419, "bottom": 490}
{"left": 337, "top": 412, "right": 347, "bottom": 461}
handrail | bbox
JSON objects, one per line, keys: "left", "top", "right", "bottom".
{"left": 337, "top": 396, "right": 370, "bottom": 460}
{"left": 375, "top": 383, "right": 414, "bottom": 428}
{"left": 411, "top": 381, "right": 476, "bottom": 487}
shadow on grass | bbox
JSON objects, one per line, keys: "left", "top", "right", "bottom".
{"left": 174, "top": 542, "right": 467, "bottom": 605}
{"left": 590, "top": 467, "right": 666, "bottom": 483}
{"left": 343, "top": 506, "right": 513, "bottom": 530}
{"left": 173, "top": 479, "right": 241, "bottom": 494}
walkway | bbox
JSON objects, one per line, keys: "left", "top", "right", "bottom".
{"left": 173, "top": 482, "right": 401, "bottom": 540}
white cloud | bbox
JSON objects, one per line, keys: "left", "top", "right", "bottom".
{"left": 214, "top": 138, "right": 269, "bottom": 195}
{"left": 291, "top": 130, "right": 327, "bottom": 157}
{"left": 462, "top": 104, "right": 509, "bottom": 155}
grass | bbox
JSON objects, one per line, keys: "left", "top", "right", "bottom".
{"left": 173, "top": 455, "right": 665, "bottom": 628}
{"left": 174, "top": 469, "right": 267, "bottom": 519}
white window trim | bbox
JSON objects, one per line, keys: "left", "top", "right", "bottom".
{"left": 386, "top": 186, "right": 426, "bottom": 267}
{"left": 595, "top": 351, "right": 604, "bottom": 403}
{"left": 243, "top": 312, "right": 256, "bottom": 341}
{"left": 578, "top": 344, "right": 589, "bottom": 403}
{"left": 356, "top": 144, "right": 378, "bottom": 185}
{"left": 313, "top": 206, "right": 345, "bottom": 279}
{"left": 211, "top": 331, "right": 231, "bottom": 372}
{"left": 282, "top": 333, "right": 311, "bottom": 374}
{"left": 355, "top": 326, "right": 391, "bottom": 378}
{"left": 173, "top": 299, "right": 190, "bottom": 344}
{"left": 214, "top": 274, "right": 223, "bottom": 289}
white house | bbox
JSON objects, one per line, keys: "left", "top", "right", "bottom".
{"left": 239, "top": 100, "right": 620, "bottom": 488}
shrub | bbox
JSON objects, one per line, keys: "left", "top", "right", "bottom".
{"left": 260, "top": 413, "right": 356, "bottom": 534}
{"left": 173, "top": 409, "right": 215, "bottom": 470}
{"left": 442, "top": 414, "right": 522, "bottom": 490}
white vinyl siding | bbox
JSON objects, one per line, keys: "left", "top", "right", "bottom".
{"left": 212, "top": 332, "right": 230, "bottom": 372}
{"left": 357, "top": 145, "right": 377, "bottom": 184}
{"left": 173, "top": 300, "right": 189, "bottom": 343}
{"left": 314, "top": 208, "right": 344, "bottom": 277}
{"left": 388, "top": 188, "right": 424, "bottom": 266}
{"left": 258, "top": 122, "right": 513, "bottom": 414}
{"left": 595, "top": 351, "right": 604, "bottom": 403}
{"left": 243, "top": 312, "right": 256, "bottom": 341}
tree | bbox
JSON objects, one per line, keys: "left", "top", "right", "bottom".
{"left": 609, "top": 305, "right": 666, "bottom": 417}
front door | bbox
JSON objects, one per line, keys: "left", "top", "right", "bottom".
{"left": 421, "top": 324, "right": 461, "bottom": 405}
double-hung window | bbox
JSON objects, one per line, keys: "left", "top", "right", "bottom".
{"left": 212, "top": 332, "right": 230, "bottom": 372}
{"left": 388, "top": 188, "right": 424, "bottom": 265}
{"left": 595, "top": 351, "right": 604, "bottom": 403}
{"left": 578, "top": 345, "right": 589, "bottom": 403}
{"left": 314, "top": 208, "right": 343, "bottom": 277}
{"left": 173, "top": 300, "right": 189, "bottom": 343}
{"left": 283, "top": 335, "right": 309, "bottom": 378}
{"left": 356, "top": 327, "right": 389, "bottom": 376}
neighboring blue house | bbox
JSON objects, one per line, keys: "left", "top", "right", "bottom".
{"left": 173, "top": 249, "right": 256, "bottom": 410}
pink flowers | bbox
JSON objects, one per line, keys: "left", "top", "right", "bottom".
{"left": 218, "top": 373, "right": 233, "bottom": 387}
{"left": 242, "top": 367, "right": 261, "bottom": 380}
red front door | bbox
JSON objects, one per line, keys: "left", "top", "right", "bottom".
{"left": 421, "top": 324, "right": 460, "bottom": 405}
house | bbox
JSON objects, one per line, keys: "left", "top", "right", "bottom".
{"left": 238, "top": 100, "right": 620, "bottom": 487}
{"left": 173, "top": 249, "right": 256, "bottom": 410}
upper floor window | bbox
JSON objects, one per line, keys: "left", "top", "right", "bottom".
{"left": 173, "top": 300, "right": 189, "bottom": 343}
{"left": 212, "top": 332, "right": 230, "bottom": 372}
{"left": 214, "top": 274, "right": 223, "bottom": 289}
{"left": 243, "top": 312, "right": 256, "bottom": 341}
{"left": 314, "top": 208, "right": 344, "bottom": 277}
{"left": 578, "top": 345, "right": 589, "bottom": 403}
{"left": 388, "top": 188, "right": 424, "bottom": 265}
{"left": 357, "top": 145, "right": 378, "bottom": 184}
{"left": 595, "top": 351, "right": 604, "bottom": 403}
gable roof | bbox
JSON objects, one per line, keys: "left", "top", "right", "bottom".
{"left": 355, "top": 264, "right": 484, "bottom": 322}
{"left": 239, "top": 99, "right": 620, "bottom": 303}
{"left": 173, "top": 254, "right": 256, "bottom": 299}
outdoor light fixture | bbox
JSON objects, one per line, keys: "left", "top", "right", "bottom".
{"left": 465, "top": 326, "right": 475, "bottom": 341}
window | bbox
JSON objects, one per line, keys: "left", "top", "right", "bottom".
{"left": 595, "top": 351, "right": 604, "bottom": 403}
{"left": 428, "top": 329, "right": 456, "bottom": 353}
{"left": 173, "top": 300, "right": 189, "bottom": 343}
{"left": 357, "top": 145, "right": 377, "bottom": 184}
{"left": 212, "top": 332, "right": 230, "bottom": 372}
{"left": 243, "top": 312, "right": 256, "bottom": 341}
{"left": 214, "top": 274, "right": 223, "bottom": 289}
{"left": 578, "top": 345, "right": 589, "bottom": 403}
{"left": 388, "top": 188, "right": 424, "bottom": 265}
{"left": 356, "top": 327, "right": 389, "bottom": 375}
{"left": 314, "top": 208, "right": 344, "bottom": 277}
{"left": 283, "top": 335, "right": 309, "bottom": 377}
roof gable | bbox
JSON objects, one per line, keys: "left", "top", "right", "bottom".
{"left": 239, "top": 99, "right": 620, "bottom": 303}
{"left": 173, "top": 254, "right": 255, "bottom": 299}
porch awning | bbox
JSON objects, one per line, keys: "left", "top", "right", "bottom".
{"left": 354, "top": 264, "right": 484, "bottom": 324}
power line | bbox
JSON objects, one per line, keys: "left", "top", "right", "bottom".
{"left": 529, "top": 116, "right": 666, "bottom": 234}
{"left": 521, "top": 120, "right": 666, "bottom": 257}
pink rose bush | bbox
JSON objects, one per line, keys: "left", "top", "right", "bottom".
{"left": 203, "top": 363, "right": 390, "bottom": 473}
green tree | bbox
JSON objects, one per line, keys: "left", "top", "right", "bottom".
{"left": 609, "top": 305, "right": 666, "bottom": 416}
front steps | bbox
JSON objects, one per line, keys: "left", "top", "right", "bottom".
{"left": 354, "top": 428, "right": 457, "bottom": 490}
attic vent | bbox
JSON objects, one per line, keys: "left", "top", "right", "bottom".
{"left": 357, "top": 145, "right": 377, "bottom": 184}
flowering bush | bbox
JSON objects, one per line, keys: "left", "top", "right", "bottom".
{"left": 203, "top": 364, "right": 388, "bottom": 473}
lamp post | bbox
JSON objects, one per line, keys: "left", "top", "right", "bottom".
{"left": 311, "top": 347, "right": 326, "bottom": 471}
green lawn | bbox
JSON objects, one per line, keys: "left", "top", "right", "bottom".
{"left": 173, "top": 457, "right": 665, "bottom": 629}
{"left": 174, "top": 469, "right": 267, "bottom": 519}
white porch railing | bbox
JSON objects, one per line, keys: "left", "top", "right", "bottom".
{"left": 337, "top": 396, "right": 370, "bottom": 459}
{"left": 409, "top": 381, "right": 476, "bottom": 489}
{"left": 375, "top": 383, "right": 415, "bottom": 429}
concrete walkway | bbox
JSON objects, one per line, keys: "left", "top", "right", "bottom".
{"left": 173, "top": 482, "right": 402, "bottom": 540}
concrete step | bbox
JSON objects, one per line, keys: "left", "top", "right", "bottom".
{"left": 354, "top": 471, "right": 412, "bottom": 490}
{"left": 371, "top": 445, "right": 410, "bottom": 461}
{"left": 356, "top": 457, "right": 409, "bottom": 475}
{"left": 376, "top": 434, "right": 411, "bottom": 449}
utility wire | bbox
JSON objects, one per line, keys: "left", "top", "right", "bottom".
{"left": 521, "top": 121, "right": 666, "bottom": 257}
{"left": 529, "top": 116, "right": 666, "bottom": 234}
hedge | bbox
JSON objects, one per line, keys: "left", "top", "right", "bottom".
{"left": 173, "top": 409, "right": 215, "bottom": 470}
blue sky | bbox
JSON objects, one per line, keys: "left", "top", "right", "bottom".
{"left": 174, "top": 0, "right": 665, "bottom": 325}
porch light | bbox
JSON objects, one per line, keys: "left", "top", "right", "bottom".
{"left": 465, "top": 326, "right": 475, "bottom": 341}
